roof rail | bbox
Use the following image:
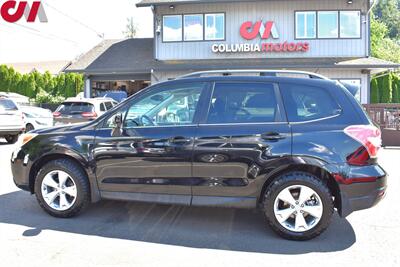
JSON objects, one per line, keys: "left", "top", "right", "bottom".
{"left": 177, "top": 70, "right": 329, "bottom": 80}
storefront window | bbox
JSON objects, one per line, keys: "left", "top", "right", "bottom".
{"left": 163, "top": 15, "right": 182, "bottom": 42}
{"left": 184, "top": 14, "right": 204, "bottom": 41}
{"left": 318, "top": 11, "right": 338, "bottom": 38}
{"left": 205, "top": 13, "right": 225, "bottom": 40}
{"left": 295, "top": 11, "right": 316, "bottom": 39}
{"left": 340, "top": 11, "right": 361, "bottom": 38}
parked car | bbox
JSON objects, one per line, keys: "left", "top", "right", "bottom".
{"left": 0, "top": 92, "right": 30, "bottom": 106}
{"left": 53, "top": 98, "right": 118, "bottom": 125}
{"left": 11, "top": 70, "right": 387, "bottom": 241}
{"left": 21, "top": 106, "right": 54, "bottom": 132}
{"left": 0, "top": 97, "right": 25, "bottom": 143}
{"left": 97, "top": 90, "right": 128, "bottom": 102}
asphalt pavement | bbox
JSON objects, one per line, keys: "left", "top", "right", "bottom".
{"left": 0, "top": 138, "right": 399, "bottom": 267}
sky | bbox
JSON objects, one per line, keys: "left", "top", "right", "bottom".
{"left": 0, "top": 0, "right": 153, "bottom": 63}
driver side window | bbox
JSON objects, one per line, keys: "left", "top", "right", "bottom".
{"left": 105, "top": 83, "right": 204, "bottom": 129}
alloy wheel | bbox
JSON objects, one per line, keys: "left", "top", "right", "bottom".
{"left": 41, "top": 170, "right": 77, "bottom": 211}
{"left": 273, "top": 185, "right": 323, "bottom": 233}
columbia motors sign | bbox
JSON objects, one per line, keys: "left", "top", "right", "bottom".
{"left": 212, "top": 20, "right": 309, "bottom": 54}
{"left": 0, "top": 1, "right": 47, "bottom": 23}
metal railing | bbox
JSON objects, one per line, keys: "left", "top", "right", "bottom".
{"left": 364, "top": 104, "right": 400, "bottom": 130}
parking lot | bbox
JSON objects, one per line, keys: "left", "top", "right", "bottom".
{"left": 0, "top": 139, "right": 399, "bottom": 267}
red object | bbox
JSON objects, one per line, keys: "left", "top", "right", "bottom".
{"left": 344, "top": 125, "right": 381, "bottom": 165}
{"left": 52, "top": 112, "right": 61, "bottom": 118}
{"left": 333, "top": 174, "right": 377, "bottom": 185}
{"left": 81, "top": 112, "right": 97, "bottom": 118}
{"left": 1, "top": 1, "right": 42, "bottom": 23}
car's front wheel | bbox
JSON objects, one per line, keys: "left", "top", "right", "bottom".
{"left": 263, "top": 172, "right": 334, "bottom": 241}
{"left": 34, "top": 159, "right": 90, "bottom": 218}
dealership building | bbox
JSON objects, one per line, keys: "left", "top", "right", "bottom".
{"left": 66, "top": 0, "right": 399, "bottom": 104}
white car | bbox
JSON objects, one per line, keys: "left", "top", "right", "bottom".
{"left": 21, "top": 106, "right": 54, "bottom": 132}
{"left": 0, "top": 97, "right": 25, "bottom": 144}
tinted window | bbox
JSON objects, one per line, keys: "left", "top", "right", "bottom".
{"left": 56, "top": 102, "right": 95, "bottom": 115}
{"left": 100, "top": 103, "right": 106, "bottom": 112}
{"left": 207, "top": 83, "right": 279, "bottom": 124}
{"left": 281, "top": 84, "right": 341, "bottom": 122}
{"left": 104, "top": 83, "right": 205, "bottom": 128}
{"left": 0, "top": 99, "right": 18, "bottom": 111}
{"left": 105, "top": 102, "right": 113, "bottom": 110}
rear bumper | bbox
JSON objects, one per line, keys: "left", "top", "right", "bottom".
{"left": 0, "top": 128, "right": 24, "bottom": 136}
{"left": 337, "top": 164, "right": 387, "bottom": 217}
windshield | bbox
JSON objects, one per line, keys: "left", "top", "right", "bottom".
{"left": 0, "top": 99, "right": 18, "bottom": 111}
{"left": 56, "top": 102, "right": 95, "bottom": 115}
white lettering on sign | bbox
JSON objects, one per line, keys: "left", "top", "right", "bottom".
{"left": 212, "top": 42, "right": 310, "bottom": 53}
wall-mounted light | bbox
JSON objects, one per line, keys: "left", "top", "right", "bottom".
{"left": 169, "top": 5, "right": 175, "bottom": 9}
{"left": 347, "top": 0, "right": 353, "bottom": 4}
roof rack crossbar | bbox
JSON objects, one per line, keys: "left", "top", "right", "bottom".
{"left": 177, "top": 70, "right": 329, "bottom": 80}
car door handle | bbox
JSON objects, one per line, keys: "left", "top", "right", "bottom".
{"left": 169, "top": 136, "right": 192, "bottom": 144}
{"left": 261, "top": 132, "right": 286, "bottom": 141}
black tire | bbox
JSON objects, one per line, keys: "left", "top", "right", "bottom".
{"left": 262, "top": 172, "right": 334, "bottom": 241}
{"left": 25, "top": 123, "right": 35, "bottom": 132}
{"left": 5, "top": 135, "right": 19, "bottom": 144}
{"left": 34, "top": 159, "right": 90, "bottom": 218}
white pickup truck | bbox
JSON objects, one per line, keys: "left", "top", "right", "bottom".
{"left": 0, "top": 97, "right": 25, "bottom": 144}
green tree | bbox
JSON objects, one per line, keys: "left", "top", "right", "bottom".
{"left": 393, "top": 75, "right": 400, "bottom": 103}
{"left": 374, "top": 0, "right": 400, "bottom": 41}
{"left": 370, "top": 17, "right": 400, "bottom": 63}
{"left": 371, "top": 78, "right": 380, "bottom": 103}
{"left": 381, "top": 74, "right": 393, "bottom": 103}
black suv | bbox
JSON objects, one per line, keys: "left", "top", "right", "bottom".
{"left": 11, "top": 71, "right": 387, "bottom": 240}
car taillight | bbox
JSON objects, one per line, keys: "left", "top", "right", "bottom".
{"left": 53, "top": 112, "right": 61, "bottom": 117}
{"left": 344, "top": 125, "right": 381, "bottom": 165}
{"left": 81, "top": 112, "right": 97, "bottom": 118}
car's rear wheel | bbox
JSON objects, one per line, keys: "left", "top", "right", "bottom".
{"left": 262, "top": 172, "right": 333, "bottom": 241}
{"left": 34, "top": 159, "right": 90, "bottom": 218}
{"left": 25, "top": 123, "right": 35, "bottom": 132}
{"left": 5, "top": 135, "right": 19, "bottom": 144}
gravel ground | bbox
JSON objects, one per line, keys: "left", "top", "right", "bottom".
{"left": 0, "top": 139, "right": 399, "bottom": 267}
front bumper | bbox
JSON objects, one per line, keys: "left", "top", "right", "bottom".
{"left": 11, "top": 146, "right": 32, "bottom": 192}
{"left": 338, "top": 164, "right": 387, "bottom": 217}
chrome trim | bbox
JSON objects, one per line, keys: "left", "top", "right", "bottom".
{"left": 289, "top": 114, "right": 342, "bottom": 124}
{"left": 177, "top": 70, "right": 329, "bottom": 80}
{"left": 199, "top": 122, "right": 289, "bottom": 126}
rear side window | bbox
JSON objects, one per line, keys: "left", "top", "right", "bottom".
{"left": 207, "top": 82, "right": 280, "bottom": 124}
{"left": 56, "top": 102, "right": 95, "bottom": 115}
{"left": 105, "top": 102, "right": 113, "bottom": 110}
{"left": 0, "top": 99, "right": 18, "bottom": 111}
{"left": 280, "top": 84, "right": 341, "bottom": 122}
{"left": 100, "top": 103, "right": 106, "bottom": 112}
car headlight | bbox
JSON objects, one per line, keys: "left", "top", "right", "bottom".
{"left": 21, "top": 133, "right": 38, "bottom": 146}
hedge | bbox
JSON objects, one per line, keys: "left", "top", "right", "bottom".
{"left": 0, "top": 64, "right": 83, "bottom": 104}
{"left": 371, "top": 72, "right": 400, "bottom": 103}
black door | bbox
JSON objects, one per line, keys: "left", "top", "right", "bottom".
{"left": 93, "top": 82, "right": 208, "bottom": 205}
{"left": 192, "top": 82, "right": 292, "bottom": 207}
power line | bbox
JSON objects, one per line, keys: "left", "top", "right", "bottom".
{"left": 42, "top": 0, "right": 104, "bottom": 39}
{"left": 4, "top": 22, "right": 79, "bottom": 46}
